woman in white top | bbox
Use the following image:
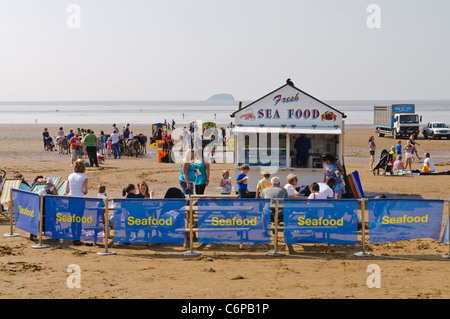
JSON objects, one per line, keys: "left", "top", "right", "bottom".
{"left": 423, "top": 152, "right": 435, "bottom": 173}
{"left": 66, "top": 159, "right": 88, "bottom": 196}
{"left": 66, "top": 159, "right": 88, "bottom": 245}
{"left": 284, "top": 174, "right": 299, "bottom": 198}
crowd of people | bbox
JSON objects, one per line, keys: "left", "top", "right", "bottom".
{"left": 40, "top": 122, "right": 350, "bottom": 201}
{"left": 369, "top": 131, "right": 436, "bottom": 174}
{"left": 229, "top": 151, "right": 345, "bottom": 201}
{"left": 42, "top": 124, "right": 143, "bottom": 167}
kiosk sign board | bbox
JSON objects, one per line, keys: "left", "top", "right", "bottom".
{"left": 233, "top": 83, "right": 344, "bottom": 128}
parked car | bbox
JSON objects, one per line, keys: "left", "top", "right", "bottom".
{"left": 422, "top": 122, "right": 450, "bottom": 139}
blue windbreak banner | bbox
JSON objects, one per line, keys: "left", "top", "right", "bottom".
{"left": 283, "top": 199, "right": 359, "bottom": 245}
{"left": 197, "top": 199, "right": 271, "bottom": 244}
{"left": 368, "top": 199, "right": 444, "bottom": 244}
{"left": 44, "top": 195, "right": 105, "bottom": 242}
{"left": 13, "top": 189, "right": 40, "bottom": 236}
{"left": 113, "top": 198, "right": 186, "bottom": 244}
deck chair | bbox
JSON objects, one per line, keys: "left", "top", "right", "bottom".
{"left": 57, "top": 180, "right": 68, "bottom": 196}
{"left": 30, "top": 177, "right": 62, "bottom": 193}
{"left": 0, "top": 178, "right": 23, "bottom": 220}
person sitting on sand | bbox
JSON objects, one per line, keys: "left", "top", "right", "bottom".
{"left": 308, "top": 182, "right": 327, "bottom": 199}
{"left": 122, "top": 183, "right": 144, "bottom": 198}
{"left": 423, "top": 152, "right": 435, "bottom": 173}
{"left": 393, "top": 155, "right": 404, "bottom": 174}
{"left": 284, "top": 174, "right": 299, "bottom": 198}
{"left": 318, "top": 178, "right": 336, "bottom": 199}
{"left": 138, "top": 181, "right": 154, "bottom": 199}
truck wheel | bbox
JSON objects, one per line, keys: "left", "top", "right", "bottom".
{"left": 377, "top": 129, "right": 384, "bottom": 137}
{"left": 432, "top": 133, "right": 436, "bottom": 140}
{"left": 423, "top": 133, "right": 428, "bottom": 139}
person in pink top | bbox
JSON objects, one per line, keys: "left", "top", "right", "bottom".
{"left": 393, "top": 155, "right": 404, "bottom": 174}
{"left": 106, "top": 137, "right": 112, "bottom": 157}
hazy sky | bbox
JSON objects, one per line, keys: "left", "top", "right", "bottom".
{"left": 0, "top": 0, "right": 449, "bottom": 101}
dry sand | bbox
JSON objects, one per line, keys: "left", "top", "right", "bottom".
{"left": 0, "top": 124, "right": 449, "bottom": 300}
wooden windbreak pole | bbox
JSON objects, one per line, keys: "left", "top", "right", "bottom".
{"left": 183, "top": 195, "right": 200, "bottom": 256}
{"left": 4, "top": 188, "right": 20, "bottom": 237}
{"left": 354, "top": 198, "right": 373, "bottom": 257}
{"left": 97, "top": 198, "right": 116, "bottom": 255}
{"left": 266, "top": 198, "right": 284, "bottom": 257}
{"left": 32, "top": 194, "right": 49, "bottom": 249}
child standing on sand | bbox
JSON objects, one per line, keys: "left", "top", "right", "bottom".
{"left": 97, "top": 184, "right": 107, "bottom": 199}
{"left": 395, "top": 140, "right": 402, "bottom": 157}
{"left": 220, "top": 170, "right": 232, "bottom": 195}
{"left": 106, "top": 137, "right": 112, "bottom": 157}
{"left": 405, "top": 143, "right": 413, "bottom": 170}
{"left": 236, "top": 164, "right": 249, "bottom": 198}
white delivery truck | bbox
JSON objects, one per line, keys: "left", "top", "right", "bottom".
{"left": 374, "top": 104, "right": 422, "bottom": 139}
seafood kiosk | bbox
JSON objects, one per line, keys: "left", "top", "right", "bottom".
{"left": 230, "top": 80, "right": 346, "bottom": 194}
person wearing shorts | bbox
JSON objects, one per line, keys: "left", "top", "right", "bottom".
{"left": 69, "top": 133, "right": 81, "bottom": 166}
{"left": 369, "top": 136, "right": 376, "bottom": 170}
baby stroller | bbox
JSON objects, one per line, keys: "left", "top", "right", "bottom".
{"left": 373, "top": 149, "right": 394, "bottom": 176}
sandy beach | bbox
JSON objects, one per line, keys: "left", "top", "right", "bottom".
{"left": 1, "top": 124, "right": 449, "bottom": 300}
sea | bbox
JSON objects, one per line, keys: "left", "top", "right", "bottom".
{"left": 0, "top": 99, "right": 449, "bottom": 128}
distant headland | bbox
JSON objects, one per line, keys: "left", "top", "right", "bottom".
{"left": 207, "top": 93, "right": 235, "bottom": 101}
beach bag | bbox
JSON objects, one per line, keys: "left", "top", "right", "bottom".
{"left": 421, "top": 166, "right": 430, "bottom": 173}
{"left": 76, "top": 147, "right": 83, "bottom": 155}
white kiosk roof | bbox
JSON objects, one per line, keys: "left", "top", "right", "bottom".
{"left": 231, "top": 80, "right": 345, "bottom": 128}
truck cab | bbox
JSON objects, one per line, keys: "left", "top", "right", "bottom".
{"left": 393, "top": 113, "right": 421, "bottom": 138}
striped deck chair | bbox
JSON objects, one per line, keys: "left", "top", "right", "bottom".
{"left": 30, "top": 177, "right": 62, "bottom": 193}
{"left": 57, "top": 180, "right": 68, "bottom": 196}
{"left": 0, "top": 178, "right": 23, "bottom": 219}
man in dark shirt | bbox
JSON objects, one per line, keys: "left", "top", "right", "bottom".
{"left": 294, "top": 135, "right": 311, "bottom": 167}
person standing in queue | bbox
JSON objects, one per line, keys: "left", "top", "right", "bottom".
{"left": 236, "top": 164, "right": 250, "bottom": 198}
{"left": 179, "top": 150, "right": 196, "bottom": 196}
{"left": 194, "top": 151, "right": 210, "bottom": 195}
{"left": 321, "top": 152, "right": 345, "bottom": 198}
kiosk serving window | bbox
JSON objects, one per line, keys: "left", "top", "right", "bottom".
{"left": 236, "top": 130, "right": 339, "bottom": 169}
{"left": 289, "top": 133, "right": 339, "bottom": 169}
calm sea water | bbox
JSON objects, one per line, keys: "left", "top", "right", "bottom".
{"left": 0, "top": 100, "right": 449, "bottom": 127}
